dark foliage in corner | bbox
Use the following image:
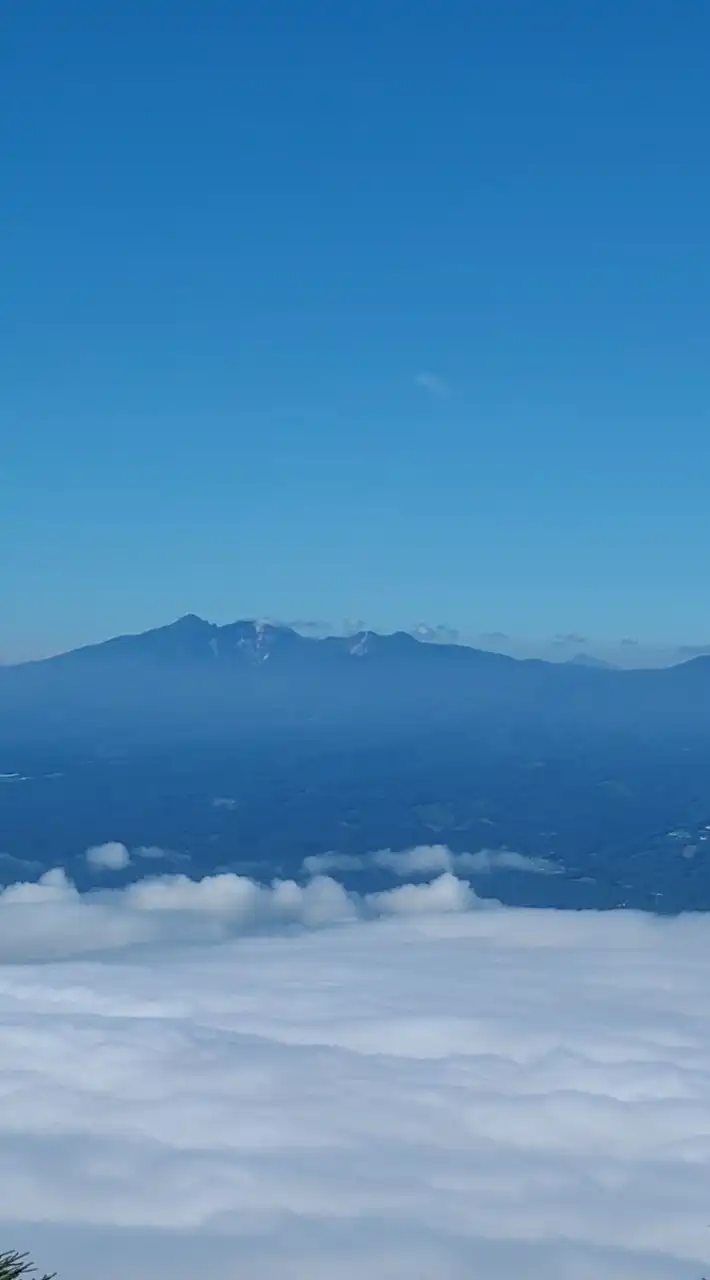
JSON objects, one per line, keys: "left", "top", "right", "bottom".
{"left": 0, "top": 1253, "right": 55, "bottom": 1280}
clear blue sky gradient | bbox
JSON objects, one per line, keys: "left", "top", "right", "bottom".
{"left": 3, "top": 1, "right": 709, "bottom": 658}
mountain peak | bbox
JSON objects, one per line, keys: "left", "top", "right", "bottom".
{"left": 173, "top": 613, "right": 208, "bottom": 627}
{"left": 567, "top": 653, "right": 615, "bottom": 669}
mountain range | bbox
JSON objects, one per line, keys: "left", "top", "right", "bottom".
{"left": 3, "top": 614, "right": 710, "bottom": 746}
{"left": 3, "top": 616, "right": 710, "bottom": 912}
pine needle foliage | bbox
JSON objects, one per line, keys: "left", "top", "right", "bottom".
{"left": 0, "top": 1252, "right": 55, "bottom": 1280}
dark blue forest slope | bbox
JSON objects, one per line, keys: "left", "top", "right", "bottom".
{"left": 2, "top": 616, "right": 710, "bottom": 912}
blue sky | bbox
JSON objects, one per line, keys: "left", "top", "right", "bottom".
{"left": 3, "top": 0, "right": 709, "bottom": 659}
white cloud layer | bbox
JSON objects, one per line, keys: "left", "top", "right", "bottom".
{"left": 1, "top": 867, "right": 710, "bottom": 1279}
{"left": 0, "top": 866, "right": 484, "bottom": 963}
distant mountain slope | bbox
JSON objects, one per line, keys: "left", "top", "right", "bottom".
{"left": 566, "top": 653, "right": 616, "bottom": 669}
{"left": 5, "top": 618, "right": 710, "bottom": 911}
{"left": 2, "top": 615, "right": 710, "bottom": 746}
{"left": 12, "top": 615, "right": 514, "bottom": 672}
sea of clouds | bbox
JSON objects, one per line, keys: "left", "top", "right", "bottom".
{"left": 1, "top": 848, "right": 710, "bottom": 1279}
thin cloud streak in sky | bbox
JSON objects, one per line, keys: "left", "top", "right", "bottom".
{"left": 414, "top": 371, "right": 450, "bottom": 397}
{"left": 0, "top": 864, "right": 710, "bottom": 1277}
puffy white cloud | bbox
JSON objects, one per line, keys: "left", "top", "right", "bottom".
{"left": 1, "top": 867, "right": 77, "bottom": 904}
{"left": 372, "top": 844, "right": 453, "bottom": 875}
{"left": 312, "top": 844, "right": 560, "bottom": 878}
{"left": 85, "top": 842, "right": 131, "bottom": 871}
{"left": 369, "top": 871, "right": 476, "bottom": 914}
{"left": 0, "top": 867, "right": 477, "bottom": 963}
{"left": 125, "top": 869, "right": 356, "bottom": 930}
{"left": 1, "top": 868, "right": 710, "bottom": 1278}
{"left": 455, "top": 848, "right": 560, "bottom": 875}
{"left": 125, "top": 869, "right": 263, "bottom": 915}
{"left": 0, "top": 868, "right": 361, "bottom": 962}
